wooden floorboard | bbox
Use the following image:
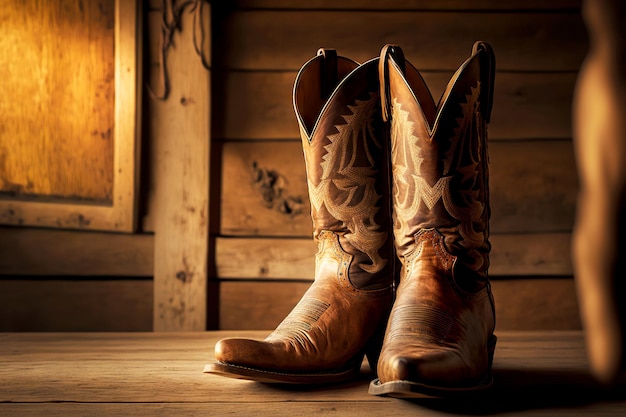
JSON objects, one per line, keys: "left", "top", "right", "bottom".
{"left": 1, "top": 331, "right": 625, "bottom": 416}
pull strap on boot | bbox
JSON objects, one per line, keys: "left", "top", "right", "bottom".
{"left": 370, "top": 42, "right": 497, "bottom": 397}
{"left": 205, "top": 49, "right": 395, "bottom": 384}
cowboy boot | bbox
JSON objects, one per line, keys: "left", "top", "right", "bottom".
{"left": 204, "top": 49, "right": 395, "bottom": 384}
{"left": 369, "top": 42, "right": 496, "bottom": 397}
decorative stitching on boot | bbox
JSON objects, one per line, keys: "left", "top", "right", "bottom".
{"left": 390, "top": 87, "right": 488, "bottom": 258}
{"left": 386, "top": 304, "right": 454, "bottom": 344}
{"left": 420, "top": 229, "right": 456, "bottom": 271}
{"left": 307, "top": 93, "right": 388, "bottom": 275}
{"left": 268, "top": 297, "right": 330, "bottom": 350}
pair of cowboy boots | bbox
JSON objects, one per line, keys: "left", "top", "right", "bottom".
{"left": 205, "top": 41, "right": 496, "bottom": 398}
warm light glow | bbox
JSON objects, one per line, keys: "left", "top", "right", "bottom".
{"left": 0, "top": 0, "right": 115, "bottom": 203}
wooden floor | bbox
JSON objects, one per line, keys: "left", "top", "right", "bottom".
{"left": 1, "top": 331, "right": 625, "bottom": 416}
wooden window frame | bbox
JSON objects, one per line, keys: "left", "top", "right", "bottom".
{"left": 0, "top": 0, "right": 140, "bottom": 233}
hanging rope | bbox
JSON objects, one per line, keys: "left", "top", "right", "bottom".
{"left": 147, "top": 0, "right": 211, "bottom": 101}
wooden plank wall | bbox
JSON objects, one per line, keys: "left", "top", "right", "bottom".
{"left": 0, "top": 0, "right": 588, "bottom": 332}
{"left": 210, "top": 0, "right": 587, "bottom": 331}
{"left": 145, "top": 1, "right": 211, "bottom": 331}
{"left": 0, "top": 227, "right": 154, "bottom": 331}
{"left": 0, "top": 0, "right": 212, "bottom": 332}
{"left": 0, "top": 0, "right": 151, "bottom": 332}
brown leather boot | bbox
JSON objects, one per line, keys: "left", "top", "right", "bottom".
{"left": 369, "top": 42, "right": 497, "bottom": 397}
{"left": 204, "top": 49, "right": 395, "bottom": 384}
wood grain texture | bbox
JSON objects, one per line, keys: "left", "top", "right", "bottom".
{"left": 213, "top": 71, "right": 576, "bottom": 141}
{"left": 0, "top": 227, "right": 153, "bottom": 276}
{"left": 213, "top": 10, "right": 586, "bottom": 71}
{"left": 4, "top": 330, "right": 620, "bottom": 417}
{"left": 216, "top": 236, "right": 317, "bottom": 279}
{"left": 220, "top": 141, "right": 308, "bottom": 236}
{"left": 3, "top": 330, "right": 624, "bottom": 416}
{"left": 6, "top": 401, "right": 624, "bottom": 417}
{"left": 493, "top": 278, "right": 581, "bottom": 330}
{"left": 0, "top": 279, "right": 152, "bottom": 331}
{"left": 0, "top": 0, "right": 140, "bottom": 232}
{"left": 0, "top": 0, "right": 115, "bottom": 201}
{"left": 149, "top": 5, "right": 211, "bottom": 331}
{"left": 218, "top": 278, "right": 581, "bottom": 331}
{"left": 231, "top": 0, "right": 582, "bottom": 10}
{"left": 215, "top": 233, "right": 572, "bottom": 280}
{"left": 220, "top": 140, "right": 578, "bottom": 237}
{"left": 489, "top": 140, "right": 578, "bottom": 233}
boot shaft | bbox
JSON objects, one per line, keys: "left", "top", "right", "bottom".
{"left": 380, "top": 43, "right": 495, "bottom": 286}
{"left": 293, "top": 49, "right": 395, "bottom": 291}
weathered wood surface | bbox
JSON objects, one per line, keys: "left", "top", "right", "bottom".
{"left": 0, "top": 279, "right": 152, "bottom": 331}
{"left": 46, "top": 225, "right": 604, "bottom": 277}
{"left": 0, "top": 276, "right": 578, "bottom": 332}
{"left": 1, "top": 331, "right": 624, "bottom": 416}
{"left": 0, "top": 227, "right": 153, "bottom": 276}
{"left": 2, "top": 401, "right": 624, "bottom": 417}
{"left": 213, "top": 10, "right": 586, "bottom": 71}
{"left": 148, "top": 6, "right": 211, "bottom": 331}
{"left": 215, "top": 233, "right": 572, "bottom": 279}
{"left": 0, "top": 0, "right": 115, "bottom": 201}
{"left": 230, "top": 0, "right": 582, "bottom": 10}
{"left": 1, "top": 2, "right": 587, "bottom": 336}
{"left": 218, "top": 278, "right": 581, "bottom": 331}
{"left": 204, "top": 2, "right": 587, "bottom": 340}
{"left": 220, "top": 140, "right": 578, "bottom": 237}
{"left": 213, "top": 71, "right": 576, "bottom": 141}
{"left": 0, "top": 0, "right": 140, "bottom": 232}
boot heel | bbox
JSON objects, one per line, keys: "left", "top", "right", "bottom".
{"left": 487, "top": 334, "right": 497, "bottom": 369}
{"left": 364, "top": 325, "right": 387, "bottom": 374}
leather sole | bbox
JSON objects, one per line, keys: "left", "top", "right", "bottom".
{"left": 368, "top": 334, "right": 497, "bottom": 398}
{"left": 203, "top": 361, "right": 362, "bottom": 385}
{"left": 367, "top": 374, "right": 494, "bottom": 398}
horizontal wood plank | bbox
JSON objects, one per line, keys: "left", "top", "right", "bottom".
{"left": 215, "top": 237, "right": 317, "bottom": 281}
{"left": 490, "top": 140, "right": 578, "bottom": 233}
{"left": 5, "top": 330, "right": 620, "bottom": 417}
{"left": 5, "top": 399, "right": 624, "bottom": 417}
{"left": 218, "top": 278, "right": 581, "bottom": 331}
{"left": 229, "top": 0, "right": 582, "bottom": 10}
{"left": 220, "top": 140, "right": 578, "bottom": 236}
{"left": 215, "top": 233, "right": 572, "bottom": 279}
{"left": 216, "top": 236, "right": 317, "bottom": 279}
{"left": 214, "top": 11, "right": 586, "bottom": 71}
{"left": 213, "top": 71, "right": 577, "bottom": 141}
{"left": 493, "top": 278, "right": 581, "bottom": 331}
{"left": 220, "top": 141, "right": 309, "bottom": 236}
{"left": 5, "top": 331, "right": 625, "bottom": 416}
{"left": 0, "top": 227, "right": 153, "bottom": 276}
{"left": 0, "top": 332, "right": 376, "bottom": 403}
{"left": 0, "top": 279, "right": 152, "bottom": 331}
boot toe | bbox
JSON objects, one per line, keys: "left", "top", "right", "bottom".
{"left": 214, "top": 338, "right": 268, "bottom": 366}
{"left": 213, "top": 338, "right": 235, "bottom": 362}
{"left": 380, "top": 349, "right": 474, "bottom": 387}
{"left": 384, "top": 355, "right": 414, "bottom": 381}
{"left": 379, "top": 353, "right": 428, "bottom": 383}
